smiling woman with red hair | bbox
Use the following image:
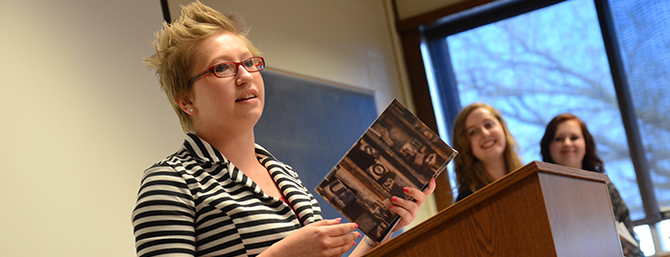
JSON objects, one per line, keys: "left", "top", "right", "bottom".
{"left": 540, "top": 113, "right": 642, "bottom": 257}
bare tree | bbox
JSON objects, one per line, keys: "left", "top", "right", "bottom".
{"left": 444, "top": 0, "right": 669, "bottom": 217}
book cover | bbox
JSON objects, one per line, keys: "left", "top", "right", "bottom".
{"left": 315, "top": 99, "right": 458, "bottom": 242}
{"left": 617, "top": 221, "right": 640, "bottom": 256}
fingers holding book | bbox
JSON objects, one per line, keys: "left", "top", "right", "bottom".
{"left": 267, "top": 218, "right": 360, "bottom": 257}
{"left": 389, "top": 178, "right": 437, "bottom": 232}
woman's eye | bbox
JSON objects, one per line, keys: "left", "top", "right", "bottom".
{"left": 484, "top": 121, "right": 494, "bottom": 129}
{"left": 554, "top": 137, "right": 564, "bottom": 142}
{"left": 570, "top": 136, "right": 580, "bottom": 141}
{"left": 214, "top": 63, "right": 233, "bottom": 73}
{"left": 468, "top": 129, "right": 477, "bottom": 137}
{"left": 242, "top": 59, "right": 254, "bottom": 67}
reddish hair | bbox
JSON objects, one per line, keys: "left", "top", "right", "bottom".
{"left": 540, "top": 113, "right": 604, "bottom": 173}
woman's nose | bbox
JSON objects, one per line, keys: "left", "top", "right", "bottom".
{"left": 235, "top": 64, "right": 253, "bottom": 85}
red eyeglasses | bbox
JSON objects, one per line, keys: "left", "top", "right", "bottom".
{"left": 189, "top": 56, "right": 265, "bottom": 84}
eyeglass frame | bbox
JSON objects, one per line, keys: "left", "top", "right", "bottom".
{"left": 188, "top": 56, "right": 265, "bottom": 85}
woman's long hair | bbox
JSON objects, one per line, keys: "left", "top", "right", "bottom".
{"left": 452, "top": 103, "right": 523, "bottom": 193}
{"left": 540, "top": 113, "right": 604, "bottom": 173}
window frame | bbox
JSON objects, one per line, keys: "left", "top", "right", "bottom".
{"left": 394, "top": 0, "right": 668, "bottom": 253}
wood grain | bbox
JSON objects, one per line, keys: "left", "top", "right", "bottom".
{"left": 362, "top": 161, "right": 623, "bottom": 257}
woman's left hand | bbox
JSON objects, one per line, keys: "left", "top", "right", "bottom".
{"left": 349, "top": 179, "right": 437, "bottom": 255}
{"left": 388, "top": 178, "right": 436, "bottom": 233}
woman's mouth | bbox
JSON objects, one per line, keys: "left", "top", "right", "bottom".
{"left": 560, "top": 150, "right": 574, "bottom": 155}
{"left": 236, "top": 93, "right": 257, "bottom": 102}
{"left": 481, "top": 140, "right": 495, "bottom": 149}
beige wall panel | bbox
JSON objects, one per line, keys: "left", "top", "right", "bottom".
{"left": 394, "top": 0, "right": 465, "bottom": 20}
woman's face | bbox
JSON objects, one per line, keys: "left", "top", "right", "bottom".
{"left": 185, "top": 32, "right": 265, "bottom": 134}
{"left": 549, "top": 120, "right": 586, "bottom": 169}
{"left": 465, "top": 108, "right": 506, "bottom": 164}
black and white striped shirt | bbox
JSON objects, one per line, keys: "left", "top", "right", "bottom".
{"left": 132, "top": 134, "right": 323, "bottom": 257}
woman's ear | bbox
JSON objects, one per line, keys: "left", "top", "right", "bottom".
{"left": 175, "top": 94, "right": 195, "bottom": 114}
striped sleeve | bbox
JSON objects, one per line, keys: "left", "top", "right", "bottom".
{"left": 132, "top": 164, "right": 196, "bottom": 257}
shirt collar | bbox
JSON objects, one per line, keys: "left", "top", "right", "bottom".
{"left": 182, "top": 133, "right": 278, "bottom": 165}
{"left": 183, "top": 133, "right": 228, "bottom": 164}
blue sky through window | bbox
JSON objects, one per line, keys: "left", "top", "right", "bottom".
{"left": 445, "top": 0, "right": 643, "bottom": 218}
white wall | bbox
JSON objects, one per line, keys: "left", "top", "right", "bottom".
{"left": 0, "top": 1, "right": 438, "bottom": 256}
{"left": 0, "top": 1, "right": 181, "bottom": 256}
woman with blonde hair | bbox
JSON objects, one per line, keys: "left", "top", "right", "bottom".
{"left": 452, "top": 103, "right": 523, "bottom": 202}
{"left": 131, "top": 1, "right": 435, "bottom": 257}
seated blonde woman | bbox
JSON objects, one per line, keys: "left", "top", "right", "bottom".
{"left": 452, "top": 103, "right": 523, "bottom": 202}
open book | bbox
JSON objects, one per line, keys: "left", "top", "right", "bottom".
{"left": 315, "top": 99, "right": 458, "bottom": 242}
{"left": 617, "top": 221, "right": 640, "bottom": 256}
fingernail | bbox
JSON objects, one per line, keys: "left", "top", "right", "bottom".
{"left": 357, "top": 232, "right": 361, "bottom": 238}
{"left": 334, "top": 217, "right": 342, "bottom": 222}
{"left": 391, "top": 196, "right": 398, "bottom": 202}
{"left": 389, "top": 204, "right": 394, "bottom": 209}
{"left": 352, "top": 241, "right": 356, "bottom": 246}
{"left": 431, "top": 178, "right": 436, "bottom": 184}
{"left": 354, "top": 223, "right": 359, "bottom": 229}
{"left": 403, "top": 187, "right": 410, "bottom": 192}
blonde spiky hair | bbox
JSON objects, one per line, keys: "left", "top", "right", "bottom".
{"left": 144, "top": 0, "right": 260, "bottom": 133}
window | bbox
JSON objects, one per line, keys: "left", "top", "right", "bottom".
{"left": 419, "top": 0, "right": 670, "bottom": 255}
{"left": 609, "top": 0, "right": 670, "bottom": 219}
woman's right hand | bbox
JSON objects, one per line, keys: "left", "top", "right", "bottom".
{"left": 261, "top": 218, "right": 360, "bottom": 257}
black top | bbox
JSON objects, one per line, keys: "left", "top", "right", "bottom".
{"left": 455, "top": 188, "right": 473, "bottom": 202}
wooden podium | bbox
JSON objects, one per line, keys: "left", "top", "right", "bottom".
{"left": 363, "top": 161, "right": 623, "bottom": 257}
